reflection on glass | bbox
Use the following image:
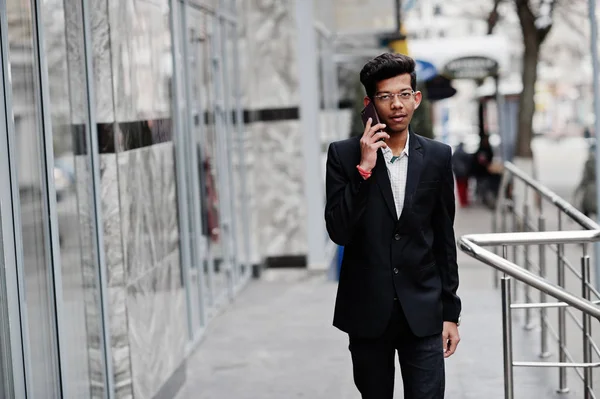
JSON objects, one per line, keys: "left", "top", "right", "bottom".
{"left": 42, "top": 0, "right": 105, "bottom": 397}
{"left": 188, "top": 10, "right": 229, "bottom": 307}
{"left": 187, "top": 9, "right": 218, "bottom": 310}
{"left": 6, "top": 0, "right": 60, "bottom": 396}
{"left": 205, "top": 13, "right": 230, "bottom": 305}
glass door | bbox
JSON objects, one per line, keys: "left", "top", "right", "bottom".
{"left": 179, "top": 3, "right": 232, "bottom": 331}
{"left": 177, "top": 2, "right": 212, "bottom": 335}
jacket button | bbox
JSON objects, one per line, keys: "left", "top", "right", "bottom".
{"left": 394, "top": 233, "right": 401, "bottom": 241}
{"left": 393, "top": 268, "right": 399, "bottom": 274}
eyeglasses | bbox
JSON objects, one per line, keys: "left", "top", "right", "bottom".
{"left": 373, "top": 91, "right": 415, "bottom": 103}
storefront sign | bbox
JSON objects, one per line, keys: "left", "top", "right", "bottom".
{"left": 444, "top": 56, "right": 499, "bottom": 80}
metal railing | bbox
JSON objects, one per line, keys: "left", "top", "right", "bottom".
{"left": 459, "top": 162, "right": 600, "bottom": 399}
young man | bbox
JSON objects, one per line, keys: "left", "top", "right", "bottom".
{"left": 324, "top": 53, "right": 461, "bottom": 399}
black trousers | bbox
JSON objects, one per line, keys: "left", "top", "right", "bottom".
{"left": 348, "top": 301, "right": 445, "bottom": 399}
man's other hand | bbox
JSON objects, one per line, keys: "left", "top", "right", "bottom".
{"left": 442, "top": 322, "right": 460, "bottom": 358}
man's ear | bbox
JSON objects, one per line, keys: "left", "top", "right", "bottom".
{"left": 414, "top": 91, "right": 423, "bottom": 109}
{"left": 363, "top": 96, "right": 371, "bottom": 107}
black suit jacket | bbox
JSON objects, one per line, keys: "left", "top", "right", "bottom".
{"left": 324, "top": 132, "right": 461, "bottom": 338}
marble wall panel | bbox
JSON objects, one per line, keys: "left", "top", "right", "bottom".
{"left": 242, "top": 0, "right": 299, "bottom": 109}
{"left": 116, "top": 142, "right": 185, "bottom": 398}
{"left": 251, "top": 121, "right": 306, "bottom": 257}
{"left": 127, "top": 254, "right": 186, "bottom": 399}
{"left": 99, "top": 154, "right": 135, "bottom": 398}
{"left": 91, "top": 0, "right": 116, "bottom": 123}
{"left": 92, "top": 0, "right": 173, "bottom": 125}
{"left": 108, "top": 0, "right": 172, "bottom": 123}
{"left": 234, "top": 2, "right": 251, "bottom": 109}
{"left": 118, "top": 143, "right": 180, "bottom": 282}
{"left": 228, "top": 124, "right": 257, "bottom": 265}
{"left": 74, "top": 156, "right": 105, "bottom": 399}
{"left": 64, "top": 0, "right": 87, "bottom": 124}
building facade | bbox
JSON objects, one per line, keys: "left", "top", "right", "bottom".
{"left": 0, "top": 0, "right": 259, "bottom": 397}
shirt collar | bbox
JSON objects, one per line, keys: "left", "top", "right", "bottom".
{"left": 381, "top": 133, "right": 409, "bottom": 163}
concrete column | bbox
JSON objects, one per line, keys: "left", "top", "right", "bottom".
{"left": 294, "top": 0, "right": 327, "bottom": 269}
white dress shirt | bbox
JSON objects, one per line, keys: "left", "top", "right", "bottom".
{"left": 380, "top": 135, "right": 409, "bottom": 219}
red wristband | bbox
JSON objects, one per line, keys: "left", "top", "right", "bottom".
{"left": 356, "top": 165, "right": 372, "bottom": 179}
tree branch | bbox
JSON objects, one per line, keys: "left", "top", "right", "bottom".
{"left": 515, "top": 0, "right": 537, "bottom": 41}
{"left": 515, "top": 0, "right": 556, "bottom": 44}
{"left": 536, "top": 0, "right": 556, "bottom": 42}
{"left": 487, "top": 0, "right": 503, "bottom": 34}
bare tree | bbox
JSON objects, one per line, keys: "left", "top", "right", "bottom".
{"left": 481, "top": 0, "right": 587, "bottom": 158}
{"left": 514, "top": 0, "right": 556, "bottom": 158}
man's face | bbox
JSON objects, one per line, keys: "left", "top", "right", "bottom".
{"left": 364, "top": 73, "right": 422, "bottom": 135}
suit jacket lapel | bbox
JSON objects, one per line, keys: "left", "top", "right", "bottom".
{"left": 374, "top": 149, "right": 398, "bottom": 220}
{"left": 399, "top": 133, "right": 424, "bottom": 223}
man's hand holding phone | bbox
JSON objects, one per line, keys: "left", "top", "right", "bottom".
{"left": 358, "top": 117, "right": 389, "bottom": 178}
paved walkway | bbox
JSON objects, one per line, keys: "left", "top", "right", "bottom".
{"left": 175, "top": 205, "right": 566, "bottom": 399}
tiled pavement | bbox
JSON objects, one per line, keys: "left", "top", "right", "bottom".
{"left": 174, "top": 204, "right": 571, "bottom": 399}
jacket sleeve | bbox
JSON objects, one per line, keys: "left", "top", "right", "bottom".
{"left": 324, "top": 142, "right": 373, "bottom": 246}
{"left": 432, "top": 146, "right": 462, "bottom": 322}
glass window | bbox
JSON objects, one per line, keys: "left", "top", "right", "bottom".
{"left": 6, "top": 0, "right": 61, "bottom": 395}
{"left": 0, "top": 213, "right": 15, "bottom": 399}
{"left": 41, "top": 0, "right": 107, "bottom": 396}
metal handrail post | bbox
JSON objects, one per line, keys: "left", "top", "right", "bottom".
{"left": 512, "top": 197, "right": 519, "bottom": 302}
{"left": 496, "top": 201, "right": 510, "bottom": 288}
{"left": 587, "top": 0, "right": 600, "bottom": 293}
{"left": 501, "top": 276, "right": 515, "bottom": 399}
{"left": 523, "top": 202, "right": 533, "bottom": 329}
{"left": 492, "top": 200, "right": 499, "bottom": 287}
{"left": 538, "top": 216, "right": 550, "bottom": 358}
{"left": 492, "top": 196, "right": 498, "bottom": 238}
{"left": 582, "top": 255, "right": 593, "bottom": 399}
{"left": 557, "top": 211, "right": 569, "bottom": 393}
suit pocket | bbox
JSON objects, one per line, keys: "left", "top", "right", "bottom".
{"left": 419, "top": 260, "right": 436, "bottom": 270}
{"left": 417, "top": 180, "right": 440, "bottom": 190}
{"left": 415, "top": 261, "right": 436, "bottom": 275}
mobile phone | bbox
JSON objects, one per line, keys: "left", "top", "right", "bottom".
{"left": 361, "top": 101, "right": 381, "bottom": 128}
{"left": 361, "top": 102, "right": 385, "bottom": 140}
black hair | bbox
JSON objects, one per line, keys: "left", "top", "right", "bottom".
{"left": 359, "top": 53, "right": 417, "bottom": 98}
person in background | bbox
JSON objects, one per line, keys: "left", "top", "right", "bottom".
{"left": 451, "top": 141, "right": 473, "bottom": 207}
{"left": 471, "top": 134, "right": 497, "bottom": 207}
{"left": 472, "top": 134, "right": 493, "bottom": 178}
